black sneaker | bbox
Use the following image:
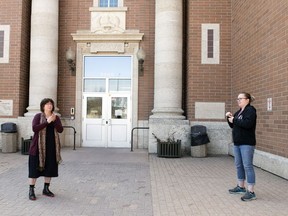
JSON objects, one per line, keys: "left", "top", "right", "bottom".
{"left": 241, "top": 191, "right": 256, "bottom": 201}
{"left": 228, "top": 185, "right": 246, "bottom": 194}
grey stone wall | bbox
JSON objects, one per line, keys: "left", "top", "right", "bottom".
{"left": 191, "top": 121, "right": 232, "bottom": 155}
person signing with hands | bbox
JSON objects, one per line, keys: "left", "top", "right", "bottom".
{"left": 225, "top": 111, "right": 233, "bottom": 123}
{"left": 47, "top": 113, "right": 56, "bottom": 124}
{"left": 28, "top": 98, "right": 63, "bottom": 201}
{"left": 226, "top": 92, "right": 257, "bottom": 201}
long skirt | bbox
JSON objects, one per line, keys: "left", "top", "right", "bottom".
{"left": 28, "top": 124, "right": 58, "bottom": 178}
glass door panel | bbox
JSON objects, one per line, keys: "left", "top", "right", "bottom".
{"left": 108, "top": 95, "right": 130, "bottom": 147}
{"left": 83, "top": 96, "right": 107, "bottom": 147}
{"left": 87, "top": 97, "right": 102, "bottom": 118}
{"left": 111, "top": 97, "right": 127, "bottom": 119}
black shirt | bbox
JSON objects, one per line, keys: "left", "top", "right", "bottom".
{"left": 227, "top": 104, "right": 257, "bottom": 146}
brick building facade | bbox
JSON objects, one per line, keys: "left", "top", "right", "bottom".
{"left": 0, "top": 0, "right": 287, "bottom": 179}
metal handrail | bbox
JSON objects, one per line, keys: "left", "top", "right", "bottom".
{"left": 130, "top": 127, "right": 149, "bottom": 152}
{"left": 63, "top": 126, "right": 77, "bottom": 150}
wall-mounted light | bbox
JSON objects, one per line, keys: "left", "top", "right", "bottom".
{"left": 66, "top": 47, "right": 76, "bottom": 75}
{"left": 137, "top": 47, "right": 146, "bottom": 76}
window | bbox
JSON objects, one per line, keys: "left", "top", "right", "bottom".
{"left": 83, "top": 56, "right": 131, "bottom": 93}
{"left": 0, "top": 31, "right": 4, "bottom": 57}
{"left": 99, "top": 0, "right": 118, "bottom": 7}
{"left": 109, "top": 79, "right": 131, "bottom": 92}
{"left": 207, "top": 29, "right": 214, "bottom": 58}
{"left": 201, "top": 24, "right": 220, "bottom": 64}
{"left": 0, "top": 25, "right": 10, "bottom": 63}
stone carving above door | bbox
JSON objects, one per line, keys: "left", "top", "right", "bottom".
{"left": 90, "top": 7, "right": 127, "bottom": 34}
{"left": 92, "top": 14, "right": 124, "bottom": 33}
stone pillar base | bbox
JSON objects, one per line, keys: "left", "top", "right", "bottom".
{"left": 148, "top": 118, "right": 190, "bottom": 154}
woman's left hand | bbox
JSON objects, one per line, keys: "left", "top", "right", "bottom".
{"left": 228, "top": 116, "right": 234, "bottom": 123}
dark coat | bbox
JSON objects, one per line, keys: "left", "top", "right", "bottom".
{"left": 227, "top": 104, "right": 257, "bottom": 146}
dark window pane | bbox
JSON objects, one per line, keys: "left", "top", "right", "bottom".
{"left": 0, "top": 31, "right": 4, "bottom": 58}
{"left": 207, "top": 29, "right": 214, "bottom": 58}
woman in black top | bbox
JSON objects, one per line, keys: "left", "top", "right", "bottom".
{"left": 226, "top": 92, "right": 257, "bottom": 201}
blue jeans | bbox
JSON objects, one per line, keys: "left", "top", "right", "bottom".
{"left": 233, "top": 145, "right": 255, "bottom": 185}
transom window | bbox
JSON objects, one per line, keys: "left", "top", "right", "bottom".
{"left": 99, "top": 0, "right": 118, "bottom": 7}
{"left": 83, "top": 56, "right": 131, "bottom": 93}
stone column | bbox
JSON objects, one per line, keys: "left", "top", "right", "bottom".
{"left": 25, "top": 0, "right": 59, "bottom": 116}
{"left": 151, "top": 0, "right": 184, "bottom": 119}
{"left": 149, "top": 0, "right": 189, "bottom": 154}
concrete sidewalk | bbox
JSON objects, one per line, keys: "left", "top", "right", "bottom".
{"left": 0, "top": 148, "right": 287, "bottom": 216}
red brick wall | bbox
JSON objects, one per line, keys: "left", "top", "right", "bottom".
{"left": 58, "top": 0, "right": 92, "bottom": 117}
{"left": 1, "top": 1, "right": 288, "bottom": 158}
{"left": 58, "top": 0, "right": 155, "bottom": 119}
{"left": 231, "top": 0, "right": 288, "bottom": 157}
{"left": 125, "top": 0, "right": 155, "bottom": 120}
{"left": 186, "top": 0, "right": 232, "bottom": 121}
{"left": 0, "top": 0, "right": 31, "bottom": 117}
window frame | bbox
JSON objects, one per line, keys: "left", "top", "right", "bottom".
{"left": 201, "top": 24, "right": 220, "bottom": 64}
{"left": 0, "top": 25, "right": 10, "bottom": 63}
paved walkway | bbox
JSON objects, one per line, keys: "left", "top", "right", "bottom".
{"left": 0, "top": 148, "right": 288, "bottom": 216}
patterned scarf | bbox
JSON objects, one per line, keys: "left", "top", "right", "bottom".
{"left": 38, "top": 113, "right": 62, "bottom": 171}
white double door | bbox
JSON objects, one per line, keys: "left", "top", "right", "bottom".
{"left": 83, "top": 93, "right": 131, "bottom": 148}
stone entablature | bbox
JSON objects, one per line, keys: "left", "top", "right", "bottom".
{"left": 71, "top": 30, "right": 143, "bottom": 43}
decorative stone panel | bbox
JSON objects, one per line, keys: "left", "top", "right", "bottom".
{"left": 90, "top": 42, "right": 125, "bottom": 53}
{"left": 90, "top": 7, "right": 127, "bottom": 33}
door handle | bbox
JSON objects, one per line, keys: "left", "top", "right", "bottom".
{"left": 102, "top": 119, "right": 110, "bottom": 125}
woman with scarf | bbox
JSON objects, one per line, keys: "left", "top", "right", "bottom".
{"left": 28, "top": 98, "right": 63, "bottom": 201}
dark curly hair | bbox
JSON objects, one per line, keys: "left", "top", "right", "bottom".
{"left": 40, "top": 98, "right": 55, "bottom": 112}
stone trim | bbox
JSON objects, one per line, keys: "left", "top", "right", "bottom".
{"left": 0, "top": 25, "right": 10, "bottom": 63}
{"left": 201, "top": 23, "right": 220, "bottom": 64}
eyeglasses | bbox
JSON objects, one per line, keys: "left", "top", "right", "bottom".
{"left": 237, "top": 98, "right": 247, "bottom": 101}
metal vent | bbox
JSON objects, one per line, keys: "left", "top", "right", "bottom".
{"left": 157, "top": 140, "right": 181, "bottom": 158}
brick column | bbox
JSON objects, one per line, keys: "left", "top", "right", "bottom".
{"left": 25, "top": 0, "right": 59, "bottom": 116}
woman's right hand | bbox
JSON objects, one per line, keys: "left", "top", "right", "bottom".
{"left": 47, "top": 114, "right": 56, "bottom": 123}
{"left": 225, "top": 112, "right": 233, "bottom": 118}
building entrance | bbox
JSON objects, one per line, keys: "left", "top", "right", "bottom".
{"left": 82, "top": 56, "right": 132, "bottom": 148}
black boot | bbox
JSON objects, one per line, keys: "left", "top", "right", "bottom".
{"left": 29, "top": 185, "right": 36, "bottom": 200}
{"left": 43, "top": 183, "right": 54, "bottom": 197}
